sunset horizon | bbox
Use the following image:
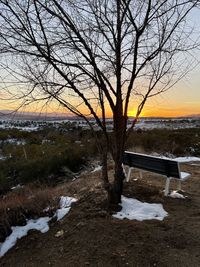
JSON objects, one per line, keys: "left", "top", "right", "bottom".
{"left": 0, "top": 108, "right": 200, "bottom": 119}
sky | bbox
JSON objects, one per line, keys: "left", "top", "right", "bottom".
{"left": 0, "top": 5, "right": 199, "bottom": 118}
{"left": 122, "top": 8, "right": 200, "bottom": 118}
{"left": 137, "top": 70, "right": 200, "bottom": 117}
{"left": 140, "top": 9, "right": 200, "bottom": 118}
{"left": 1, "top": 51, "right": 199, "bottom": 118}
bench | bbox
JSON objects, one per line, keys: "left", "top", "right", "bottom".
{"left": 122, "top": 151, "right": 191, "bottom": 196}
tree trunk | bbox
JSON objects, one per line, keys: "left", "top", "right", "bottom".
{"left": 106, "top": 111, "right": 127, "bottom": 209}
{"left": 107, "top": 163, "right": 125, "bottom": 210}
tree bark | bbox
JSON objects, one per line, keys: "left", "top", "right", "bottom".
{"left": 106, "top": 108, "right": 127, "bottom": 208}
{"left": 107, "top": 160, "right": 125, "bottom": 210}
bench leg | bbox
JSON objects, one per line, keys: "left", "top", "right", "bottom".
{"left": 164, "top": 177, "right": 171, "bottom": 196}
{"left": 177, "top": 180, "right": 182, "bottom": 191}
{"left": 126, "top": 167, "right": 133, "bottom": 182}
{"left": 122, "top": 164, "right": 127, "bottom": 178}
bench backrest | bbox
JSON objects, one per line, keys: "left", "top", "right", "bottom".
{"left": 123, "top": 152, "right": 181, "bottom": 178}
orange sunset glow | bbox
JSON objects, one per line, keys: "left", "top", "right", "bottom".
{"left": 1, "top": 85, "right": 199, "bottom": 118}
{"left": 0, "top": 3, "right": 199, "bottom": 119}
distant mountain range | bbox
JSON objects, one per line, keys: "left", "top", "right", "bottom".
{"left": 0, "top": 110, "right": 71, "bottom": 121}
{"left": 0, "top": 110, "right": 200, "bottom": 121}
{"left": 182, "top": 114, "right": 200, "bottom": 118}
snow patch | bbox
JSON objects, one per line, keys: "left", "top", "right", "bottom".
{"left": 173, "top": 156, "right": 200, "bottom": 163}
{"left": 0, "top": 124, "right": 39, "bottom": 132}
{"left": 150, "top": 154, "right": 200, "bottom": 163}
{"left": 59, "top": 196, "right": 77, "bottom": 208}
{"left": 56, "top": 207, "right": 71, "bottom": 221}
{"left": 4, "top": 138, "right": 26, "bottom": 145}
{"left": 169, "top": 191, "right": 185, "bottom": 199}
{"left": 180, "top": 172, "right": 191, "bottom": 181}
{"left": 0, "top": 196, "right": 77, "bottom": 257}
{"left": 0, "top": 217, "right": 50, "bottom": 257}
{"left": 113, "top": 196, "right": 168, "bottom": 221}
{"left": 56, "top": 196, "right": 77, "bottom": 221}
{"left": 92, "top": 165, "right": 102, "bottom": 173}
{"left": 156, "top": 154, "right": 200, "bottom": 163}
{"left": 11, "top": 184, "right": 24, "bottom": 190}
{"left": 0, "top": 155, "right": 6, "bottom": 161}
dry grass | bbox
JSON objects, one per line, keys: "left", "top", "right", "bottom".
{"left": 0, "top": 170, "right": 98, "bottom": 242}
{"left": 0, "top": 185, "right": 62, "bottom": 242}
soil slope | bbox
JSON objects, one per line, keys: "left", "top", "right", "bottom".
{"left": 1, "top": 163, "right": 200, "bottom": 267}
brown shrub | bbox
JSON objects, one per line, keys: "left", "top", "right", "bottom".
{"left": 0, "top": 185, "right": 60, "bottom": 242}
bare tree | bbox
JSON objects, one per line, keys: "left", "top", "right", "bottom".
{"left": 0, "top": 0, "right": 199, "bottom": 207}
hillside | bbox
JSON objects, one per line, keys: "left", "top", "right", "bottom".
{"left": 1, "top": 161, "right": 200, "bottom": 267}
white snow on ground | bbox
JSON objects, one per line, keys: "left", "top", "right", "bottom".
{"left": 1, "top": 138, "right": 26, "bottom": 145}
{"left": 56, "top": 207, "right": 71, "bottom": 221}
{"left": 169, "top": 191, "right": 185, "bottom": 199}
{"left": 91, "top": 165, "right": 102, "bottom": 172}
{"left": 173, "top": 156, "right": 200, "bottom": 163}
{"left": 0, "top": 124, "right": 39, "bottom": 132}
{"left": 0, "top": 217, "right": 50, "bottom": 257}
{"left": 0, "top": 155, "right": 6, "bottom": 161}
{"left": 150, "top": 154, "right": 200, "bottom": 163}
{"left": 0, "top": 196, "right": 77, "bottom": 257}
{"left": 11, "top": 184, "right": 24, "bottom": 190}
{"left": 180, "top": 172, "right": 191, "bottom": 181}
{"left": 56, "top": 196, "right": 77, "bottom": 221}
{"left": 59, "top": 196, "right": 77, "bottom": 208}
{"left": 126, "top": 152, "right": 200, "bottom": 164}
{"left": 113, "top": 196, "right": 168, "bottom": 221}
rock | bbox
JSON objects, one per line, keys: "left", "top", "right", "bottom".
{"left": 55, "top": 229, "right": 64, "bottom": 237}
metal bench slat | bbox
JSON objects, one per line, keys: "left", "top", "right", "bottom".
{"left": 123, "top": 152, "right": 180, "bottom": 178}
{"left": 123, "top": 151, "right": 191, "bottom": 196}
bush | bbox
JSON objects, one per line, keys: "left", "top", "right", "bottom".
{"left": 0, "top": 172, "right": 12, "bottom": 195}
{"left": 0, "top": 144, "right": 87, "bottom": 191}
{"left": 126, "top": 128, "right": 200, "bottom": 156}
{"left": 0, "top": 185, "right": 59, "bottom": 242}
{"left": 1, "top": 126, "right": 199, "bottom": 195}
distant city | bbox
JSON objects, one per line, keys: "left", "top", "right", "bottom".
{"left": 0, "top": 110, "right": 200, "bottom": 122}
{"left": 0, "top": 110, "right": 200, "bottom": 132}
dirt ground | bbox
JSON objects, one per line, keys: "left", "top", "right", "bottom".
{"left": 0, "top": 162, "right": 200, "bottom": 267}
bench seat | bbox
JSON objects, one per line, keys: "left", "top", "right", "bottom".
{"left": 123, "top": 151, "right": 191, "bottom": 196}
